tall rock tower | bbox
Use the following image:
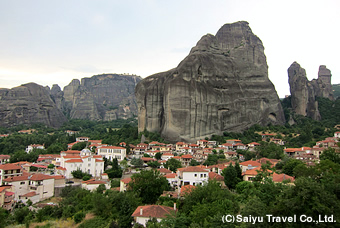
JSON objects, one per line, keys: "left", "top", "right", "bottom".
{"left": 136, "top": 21, "right": 285, "bottom": 142}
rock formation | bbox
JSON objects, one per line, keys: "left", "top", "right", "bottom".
{"left": 0, "top": 83, "right": 67, "bottom": 128}
{"left": 63, "top": 74, "right": 142, "bottom": 120}
{"left": 288, "top": 62, "right": 333, "bottom": 121}
{"left": 136, "top": 21, "right": 285, "bottom": 142}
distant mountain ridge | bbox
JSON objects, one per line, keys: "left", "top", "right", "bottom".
{"left": 0, "top": 74, "right": 142, "bottom": 128}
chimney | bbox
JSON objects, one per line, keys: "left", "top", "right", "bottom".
{"left": 174, "top": 203, "right": 176, "bottom": 211}
{"left": 140, "top": 208, "right": 143, "bottom": 215}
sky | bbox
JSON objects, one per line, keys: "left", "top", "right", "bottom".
{"left": 0, "top": 0, "right": 339, "bottom": 98}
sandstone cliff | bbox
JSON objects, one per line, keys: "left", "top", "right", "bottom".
{"left": 136, "top": 21, "right": 285, "bottom": 142}
{"left": 63, "top": 74, "right": 142, "bottom": 120}
{"left": 0, "top": 83, "right": 67, "bottom": 128}
{"left": 288, "top": 62, "right": 333, "bottom": 120}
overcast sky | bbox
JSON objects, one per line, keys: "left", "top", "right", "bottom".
{"left": 0, "top": 0, "right": 339, "bottom": 97}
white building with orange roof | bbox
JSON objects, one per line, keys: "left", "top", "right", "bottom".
{"left": 97, "top": 145, "right": 126, "bottom": 161}
{"left": 132, "top": 204, "right": 176, "bottom": 226}
{"left": 161, "top": 153, "right": 174, "bottom": 161}
{"left": 175, "top": 142, "right": 188, "bottom": 152}
{"left": 120, "top": 177, "right": 132, "bottom": 192}
{"left": 0, "top": 155, "right": 10, "bottom": 165}
{"left": 0, "top": 163, "right": 22, "bottom": 185}
{"left": 180, "top": 154, "right": 193, "bottom": 167}
{"left": 177, "top": 166, "right": 209, "bottom": 186}
{"left": 60, "top": 148, "right": 104, "bottom": 179}
{"left": 196, "top": 139, "right": 208, "bottom": 148}
{"left": 25, "top": 144, "right": 45, "bottom": 153}
{"left": 239, "top": 160, "right": 262, "bottom": 172}
{"left": 0, "top": 186, "right": 15, "bottom": 210}
{"left": 81, "top": 179, "right": 110, "bottom": 191}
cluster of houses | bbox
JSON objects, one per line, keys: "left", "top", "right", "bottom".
{"left": 0, "top": 129, "right": 339, "bottom": 226}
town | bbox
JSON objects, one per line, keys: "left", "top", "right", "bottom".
{"left": 0, "top": 121, "right": 339, "bottom": 227}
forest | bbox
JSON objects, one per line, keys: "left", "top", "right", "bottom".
{"left": 0, "top": 97, "right": 339, "bottom": 227}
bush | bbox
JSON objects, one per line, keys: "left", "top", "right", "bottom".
{"left": 73, "top": 211, "right": 86, "bottom": 224}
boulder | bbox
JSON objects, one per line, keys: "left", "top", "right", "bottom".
{"left": 0, "top": 83, "right": 67, "bottom": 128}
{"left": 136, "top": 21, "right": 285, "bottom": 142}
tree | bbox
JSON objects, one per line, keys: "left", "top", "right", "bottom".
{"left": 155, "top": 152, "right": 162, "bottom": 160}
{"left": 147, "top": 161, "right": 161, "bottom": 168}
{"left": 222, "top": 163, "right": 240, "bottom": 189}
{"left": 189, "top": 159, "right": 200, "bottom": 166}
{"left": 164, "top": 158, "right": 182, "bottom": 172}
{"left": 130, "top": 157, "right": 144, "bottom": 167}
{"left": 320, "top": 148, "right": 340, "bottom": 164}
{"left": 129, "top": 169, "right": 169, "bottom": 204}
{"left": 71, "top": 142, "right": 87, "bottom": 151}
{"left": 96, "top": 184, "right": 106, "bottom": 194}
{"left": 48, "top": 164, "right": 55, "bottom": 169}
{"left": 234, "top": 162, "right": 243, "bottom": 180}
{"left": 282, "top": 159, "right": 304, "bottom": 176}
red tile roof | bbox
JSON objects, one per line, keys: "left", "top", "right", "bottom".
{"left": 3, "top": 175, "right": 29, "bottom": 182}
{"left": 178, "top": 166, "right": 209, "bottom": 173}
{"left": 164, "top": 173, "right": 177, "bottom": 178}
{"left": 132, "top": 205, "right": 175, "bottom": 218}
{"left": 208, "top": 172, "right": 224, "bottom": 181}
{"left": 240, "top": 160, "right": 261, "bottom": 167}
{"left": 0, "top": 163, "right": 21, "bottom": 171}
{"left": 0, "top": 186, "right": 11, "bottom": 193}
{"left": 180, "top": 185, "right": 196, "bottom": 196}
{"left": 272, "top": 173, "right": 295, "bottom": 183}
{"left": 158, "top": 168, "right": 172, "bottom": 174}
{"left": 181, "top": 154, "right": 193, "bottom": 159}
{"left": 82, "top": 179, "right": 107, "bottom": 185}
{"left": 121, "top": 177, "right": 132, "bottom": 184}
{"left": 30, "top": 174, "right": 55, "bottom": 181}
{"left": 65, "top": 159, "right": 83, "bottom": 163}
{"left": 20, "top": 191, "right": 37, "bottom": 197}
{"left": 99, "top": 146, "right": 125, "bottom": 149}
{"left": 5, "top": 191, "right": 14, "bottom": 196}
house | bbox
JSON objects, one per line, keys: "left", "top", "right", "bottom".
{"left": 76, "top": 137, "right": 89, "bottom": 142}
{"left": 120, "top": 177, "right": 132, "bottom": 192}
{"left": 239, "top": 160, "right": 261, "bottom": 172}
{"left": 175, "top": 142, "right": 188, "bottom": 151}
{"left": 81, "top": 179, "right": 110, "bottom": 191}
{"left": 60, "top": 148, "right": 104, "bottom": 179}
{"left": 19, "top": 191, "right": 39, "bottom": 205}
{"left": 247, "top": 142, "right": 260, "bottom": 151}
{"left": 0, "top": 163, "right": 22, "bottom": 184}
{"left": 179, "top": 185, "right": 196, "bottom": 197}
{"left": 208, "top": 172, "right": 225, "bottom": 187}
{"left": 26, "top": 144, "right": 45, "bottom": 153}
{"left": 66, "top": 130, "right": 79, "bottom": 135}
{"left": 234, "top": 143, "right": 246, "bottom": 150}
{"left": 334, "top": 132, "right": 340, "bottom": 139}
{"left": 272, "top": 173, "right": 295, "bottom": 184}
{"left": 225, "top": 139, "right": 242, "bottom": 145}
{"left": 97, "top": 146, "right": 126, "bottom": 162}
{"left": 284, "top": 147, "right": 312, "bottom": 157}
{"left": 3, "top": 173, "right": 58, "bottom": 202}
{"left": 132, "top": 205, "right": 176, "bottom": 227}
{"left": 0, "top": 155, "right": 10, "bottom": 165}
{"left": 180, "top": 154, "right": 193, "bottom": 167}
{"left": 196, "top": 140, "right": 208, "bottom": 148}
{"left": 164, "top": 173, "right": 178, "bottom": 188}
{"left": 242, "top": 166, "right": 273, "bottom": 182}
{"left": 161, "top": 153, "right": 174, "bottom": 161}
{"left": 157, "top": 168, "right": 172, "bottom": 175}
{"left": 177, "top": 166, "right": 209, "bottom": 187}
{"left": 0, "top": 186, "right": 15, "bottom": 210}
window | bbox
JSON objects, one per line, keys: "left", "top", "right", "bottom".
{"left": 200, "top": 174, "right": 203, "bottom": 178}
{"left": 88, "top": 158, "right": 91, "bottom": 161}
{"left": 194, "top": 174, "right": 197, "bottom": 177}
{"left": 204, "top": 174, "right": 206, "bottom": 177}
{"left": 20, "top": 181, "right": 25, "bottom": 185}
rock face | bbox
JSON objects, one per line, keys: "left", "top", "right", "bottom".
{"left": 63, "top": 74, "right": 142, "bottom": 120}
{"left": 288, "top": 62, "right": 333, "bottom": 120}
{"left": 0, "top": 83, "right": 67, "bottom": 128}
{"left": 136, "top": 21, "right": 285, "bottom": 142}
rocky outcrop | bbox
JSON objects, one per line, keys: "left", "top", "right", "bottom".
{"left": 63, "top": 74, "right": 142, "bottom": 120}
{"left": 0, "top": 83, "right": 67, "bottom": 128}
{"left": 49, "top": 84, "right": 64, "bottom": 111}
{"left": 288, "top": 62, "right": 333, "bottom": 120}
{"left": 136, "top": 21, "right": 285, "bottom": 142}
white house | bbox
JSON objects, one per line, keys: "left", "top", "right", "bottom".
{"left": 26, "top": 144, "right": 45, "bottom": 153}
{"left": 132, "top": 205, "right": 176, "bottom": 227}
{"left": 81, "top": 179, "right": 110, "bottom": 191}
{"left": 60, "top": 148, "right": 104, "bottom": 179}
{"left": 177, "top": 166, "right": 209, "bottom": 187}
{"left": 97, "top": 146, "right": 126, "bottom": 162}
